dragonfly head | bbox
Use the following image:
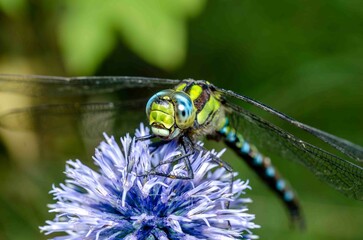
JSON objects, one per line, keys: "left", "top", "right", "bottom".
{"left": 146, "top": 89, "right": 196, "bottom": 140}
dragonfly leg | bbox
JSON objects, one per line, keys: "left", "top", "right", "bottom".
{"left": 140, "top": 169, "right": 193, "bottom": 180}
{"left": 138, "top": 139, "right": 195, "bottom": 180}
{"left": 135, "top": 134, "right": 157, "bottom": 141}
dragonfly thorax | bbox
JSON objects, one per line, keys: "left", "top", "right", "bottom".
{"left": 146, "top": 89, "right": 196, "bottom": 140}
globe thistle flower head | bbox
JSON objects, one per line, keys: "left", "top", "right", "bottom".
{"left": 40, "top": 124, "right": 259, "bottom": 239}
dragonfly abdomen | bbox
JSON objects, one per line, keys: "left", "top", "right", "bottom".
{"left": 217, "top": 117, "right": 304, "bottom": 227}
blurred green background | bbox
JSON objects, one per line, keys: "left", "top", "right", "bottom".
{"left": 0, "top": 0, "right": 363, "bottom": 239}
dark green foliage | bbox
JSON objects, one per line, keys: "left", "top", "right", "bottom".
{"left": 0, "top": 0, "right": 362, "bottom": 239}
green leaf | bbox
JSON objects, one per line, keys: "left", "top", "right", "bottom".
{"left": 59, "top": 1, "right": 115, "bottom": 74}
{"left": 0, "top": 0, "right": 26, "bottom": 17}
{"left": 58, "top": 0, "right": 206, "bottom": 74}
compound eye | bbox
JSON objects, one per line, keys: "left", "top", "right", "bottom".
{"left": 146, "top": 89, "right": 173, "bottom": 116}
{"left": 173, "top": 92, "right": 195, "bottom": 128}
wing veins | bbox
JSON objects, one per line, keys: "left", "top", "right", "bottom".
{"left": 0, "top": 74, "right": 179, "bottom": 97}
{"left": 218, "top": 87, "right": 363, "bottom": 162}
{"left": 225, "top": 102, "right": 363, "bottom": 200}
{"left": 0, "top": 100, "right": 147, "bottom": 130}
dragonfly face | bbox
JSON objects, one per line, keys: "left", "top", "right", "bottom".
{"left": 146, "top": 89, "right": 196, "bottom": 140}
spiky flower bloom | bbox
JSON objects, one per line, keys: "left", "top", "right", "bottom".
{"left": 40, "top": 124, "right": 259, "bottom": 239}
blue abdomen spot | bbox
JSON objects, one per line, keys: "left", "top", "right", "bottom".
{"left": 284, "top": 191, "right": 294, "bottom": 202}
{"left": 241, "top": 142, "right": 250, "bottom": 154}
{"left": 276, "top": 180, "right": 286, "bottom": 191}
{"left": 266, "top": 166, "right": 275, "bottom": 177}
{"left": 219, "top": 126, "right": 228, "bottom": 134}
{"left": 226, "top": 131, "right": 236, "bottom": 142}
{"left": 253, "top": 154, "right": 263, "bottom": 165}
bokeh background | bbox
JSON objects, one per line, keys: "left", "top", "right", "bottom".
{"left": 0, "top": 0, "right": 363, "bottom": 239}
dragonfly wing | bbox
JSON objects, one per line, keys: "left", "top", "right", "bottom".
{"left": 0, "top": 100, "right": 148, "bottom": 163}
{"left": 0, "top": 74, "right": 180, "bottom": 136}
{"left": 218, "top": 88, "right": 363, "bottom": 162}
{"left": 0, "top": 74, "right": 180, "bottom": 162}
{"left": 0, "top": 100, "right": 147, "bottom": 138}
{"left": 0, "top": 74, "right": 179, "bottom": 96}
{"left": 225, "top": 102, "right": 363, "bottom": 200}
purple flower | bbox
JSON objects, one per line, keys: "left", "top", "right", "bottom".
{"left": 40, "top": 124, "right": 259, "bottom": 239}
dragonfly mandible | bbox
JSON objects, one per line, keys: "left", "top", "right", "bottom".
{"left": 0, "top": 74, "right": 362, "bottom": 227}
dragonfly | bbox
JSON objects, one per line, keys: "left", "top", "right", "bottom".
{"left": 0, "top": 74, "right": 362, "bottom": 227}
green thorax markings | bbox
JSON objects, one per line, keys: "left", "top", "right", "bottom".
{"left": 174, "top": 80, "right": 226, "bottom": 136}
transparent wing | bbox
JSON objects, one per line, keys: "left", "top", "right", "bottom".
{"left": 0, "top": 100, "right": 147, "bottom": 138}
{"left": 0, "top": 74, "right": 179, "bottom": 96}
{"left": 218, "top": 87, "right": 363, "bottom": 162}
{"left": 0, "top": 74, "right": 180, "bottom": 136}
{"left": 224, "top": 102, "right": 363, "bottom": 200}
{"left": 0, "top": 75, "right": 179, "bottom": 161}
